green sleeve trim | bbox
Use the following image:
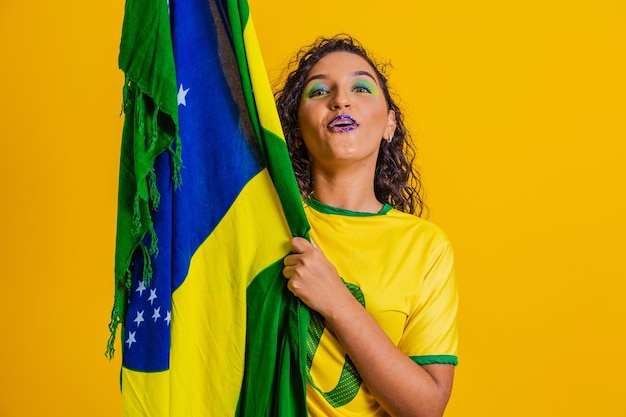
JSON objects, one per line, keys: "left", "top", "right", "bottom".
{"left": 410, "top": 355, "right": 458, "bottom": 366}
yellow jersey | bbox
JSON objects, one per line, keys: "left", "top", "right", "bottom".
{"left": 303, "top": 199, "right": 459, "bottom": 416}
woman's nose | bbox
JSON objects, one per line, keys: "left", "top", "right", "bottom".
{"left": 330, "top": 89, "right": 351, "bottom": 109}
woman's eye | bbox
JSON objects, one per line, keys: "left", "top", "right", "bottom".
{"left": 353, "top": 79, "right": 377, "bottom": 94}
{"left": 353, "top": 86, "right": 371, "bottom": 93}
{"left": 309, "top": 89, "right": 329, "bottom": 97}
{"left": 303, "top": 82, "right": 331, "bottom": 99}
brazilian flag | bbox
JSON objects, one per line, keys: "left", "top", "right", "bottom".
{"left": 107, "top": 0, "right": 311, "bottom": 415}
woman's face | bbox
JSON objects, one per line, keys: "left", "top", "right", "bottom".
{"left": 297, "top": 51, "right": 396, "bottom": 172}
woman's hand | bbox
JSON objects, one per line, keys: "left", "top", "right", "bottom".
{"left": 282, "top": 237, "right": 352, "bottom": 317}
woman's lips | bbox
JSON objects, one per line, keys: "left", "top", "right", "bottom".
{"left": 327, "top": 114, "right": 360, "bottom": 132}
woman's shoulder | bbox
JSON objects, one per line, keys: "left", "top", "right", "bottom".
{"left": 384, "top": 208, "right": 452, "bottom": 246}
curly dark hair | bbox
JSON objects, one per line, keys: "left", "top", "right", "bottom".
{"left": 275, "top": 34, "right": 425, "bottom": 216}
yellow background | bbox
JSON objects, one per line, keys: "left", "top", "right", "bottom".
{"left": 1, "top": 0, "right": 624, "bottom": 415}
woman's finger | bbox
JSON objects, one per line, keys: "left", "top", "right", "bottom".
{"left": 291, "top": 236, "right": 312, "bottom": 253}
{"left": 283, "top": 253, "right": 297, "bottom": 266}
{"left": 283, "top": 264, "right": 297, "bottom": 279}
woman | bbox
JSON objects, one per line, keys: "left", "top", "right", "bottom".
{"left": 278, "top": 35, "right": 458, "bottom": 417}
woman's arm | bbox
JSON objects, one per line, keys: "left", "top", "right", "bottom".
{"left": 283, "top": 237, "right": 454, "bottom": 417}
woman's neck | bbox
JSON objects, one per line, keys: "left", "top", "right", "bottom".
{"left": 310, "top": 167, "right": 382, "bottom": 213}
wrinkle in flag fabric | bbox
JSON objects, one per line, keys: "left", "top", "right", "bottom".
{"left": 109, "top": 0, "right": 311, "bottom": 415}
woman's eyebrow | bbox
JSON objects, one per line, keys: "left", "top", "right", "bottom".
{"left": 350, "top": 70, "right": 377, "bottom": 82}
{"left": 304, "top": 74, "right": 328, "bottom": 85}
{"left": 304, "top": 70, "right": 378, "bottom": 86}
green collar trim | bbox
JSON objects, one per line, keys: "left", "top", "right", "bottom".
{"left": 306, "top": 197, "right": 393, "bottom": 217}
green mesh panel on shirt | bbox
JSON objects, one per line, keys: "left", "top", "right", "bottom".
{"left": 306, "top": 280, "right": 366, "bottom": 408}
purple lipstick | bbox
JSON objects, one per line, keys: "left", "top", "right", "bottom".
{"left": 327, "top": 114, "right": 360, "bottom": 132}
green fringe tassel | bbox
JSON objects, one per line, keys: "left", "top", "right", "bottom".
{"left": 131, "top": 193, "right": 142, "bottom": 236}
{"left": 148, "top": 104, "right": 159, "bottom": 152}
{"left": 135, "top": 88, "right": 145, "bottom": 137}
{"left": 105, "top": 78, "right": 181, "bottom": 360}
{"left": 168, "top": 137, "right": 183, "bottom": 188}
{"left": 148, "top": 169, "right": 160, "bottom": 210}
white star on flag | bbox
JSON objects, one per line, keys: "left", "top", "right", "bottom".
{"left": 152, "top": 307, "right": 161, "bottom": 322}
{"left": 135, "top": 280, "right": 146, "bottom": 297}
{"left": 178, "top": 84, "right": 190, "bottom": 106}
{"left": 164, "top": 310, "right": 172, "bottom": 326}
{"left": 134, "top": 310, "right": 145, "bottom": 327}
{"left": 148, "top": 288, "right": 158, "bottom": 305}
{"left": 126, "top": 331, "right": 136, "bottom": 349}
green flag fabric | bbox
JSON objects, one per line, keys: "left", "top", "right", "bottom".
{"left": 109, "top": 0, "right": 311, "bottom": 415}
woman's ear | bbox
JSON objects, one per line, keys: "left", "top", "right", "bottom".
{"left": 385, "top": 110, "right": 397, "bottom": 142}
